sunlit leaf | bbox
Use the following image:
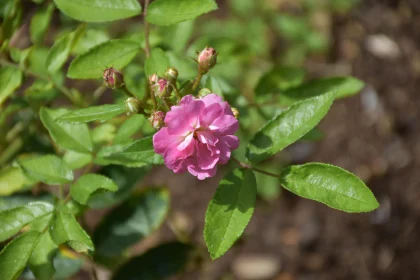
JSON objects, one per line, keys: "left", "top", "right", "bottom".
{"left": 56, "top": 104, "right": 127, "bottom": 124}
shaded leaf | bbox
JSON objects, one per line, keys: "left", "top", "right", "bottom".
{"left": 54, "top": 0, "right": 142, "bottom": 22}
{"left": 0, "top": 232, "right": 41, "bottom": 280}
{"left": 40, "top": 107, "right": 93, "bottom": 153}
{"left": 57, "top": 104, "right": 127, "bottom": 124}
{"left": 94, "top": 188, "right": 169, "bottom": 257}
{"left": 147, "top": 0, "right": 217, "bottom": 26}
{"left": 18, "top": 155, "right": 73, "bottom": 185}
{"left": 144, "top": 48, "right": 169, "bottom": 76}
{"left": 113, "top": 242, "right": 192, "bottom": 280}
{"left": 204, "top": 169, "right": 257, "bottom": 260}
{"left": 255, "top": 66, "right": 305, "bottom": 97}
{"left": 30, "top": 3, "right": 54, "bottom": 44}
{"left": 0, "top": 202, "right": 54, "bottom": 242}
{"left": 70, "top": 174, "right": 118, "bottom": 205}
{"left": 68, "top": 39, "right": 141, "bottom": 79}
{"left": 246, "top": 91, "right": 335, "bottom": 163}
{"left": 113, "top": 114, "right": 144, "bottom": 144}
{"left": 28, "top": 231, "right": 57, "bottom": 280}
{"left": 280, "top": 163, "right": 379, "bottom": 213}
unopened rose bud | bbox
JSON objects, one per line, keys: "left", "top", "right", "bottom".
{"left": 164, "top": 67, "right": 178, "bottom": 85}
{"left": 125, "top": 97, "right": 143, "bottom": 114}
{"left": 231, "top": 107, "right": 240, "bottom": 119}
{"left": 198, "top": 88, "right": 212, "bottom": 97}
{"left": 152, "top": 78, "right": 172, "bottom": 98}
{"left": 149, "top": 73, "right": 159, "bottom": 84}
{"left": 149, "top": 111, "right": 165, "bottom": 130}
{"left": 103, "top": 67, "right": 124, "bottom": 89}
{"left": 197, "top": 47, "right": 217, "bottom": 74}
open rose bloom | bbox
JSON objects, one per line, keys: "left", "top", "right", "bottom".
{"left": 153, "top": 94, "right": 240, "bottom": 180}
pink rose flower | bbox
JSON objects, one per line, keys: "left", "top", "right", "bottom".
{"left": 153, "top": 94, "right": 240, "bottom": 180}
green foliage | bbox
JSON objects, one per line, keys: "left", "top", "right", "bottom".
{"left": 247, "top": 91, "right": 335, "bottom": 163}
{"left": 57, "top": 104, "right": 127, "bottom": 124}
{"left": 30, "top": 3, "right": 54, "bottom": 45}
{"left": 147, "top": 0, "right": 218, "bottom": 26}
{"left": 28, "top": 231, "right": 57, "bottom": 280}
{"left": 54, "top": 0, "right": 142, "bottom": 22}
{"left": 18, "top": 155, "right": 74, "bottom": 185}
{"left": 70, "top": 174, "right": 118, "bottom": 205}
{"left": 280, "top": 163, "right": 379, "bottom": 212}
{"left": 94, "top": 188, "right": 169, "bottom": 257}
{"left": 0, "top": 231, "right": 41, "bottom": 280}
{"left": 204, "top": 169, "right": 257, "bottom": 260}
{"left": 144, "top": 48, "right": 170, "bottom": 76}
{"left": 49, "top": 205, "right": 94, "bottom": 253}
{"left": 255, "top": 66, "right": 306, "bottom": 97}
{"left": 68, "top": 40, "right": 141, "bottom": 79}
{"left": 113, "top": 242, "right": 192, "bottom": 279}
{"left": 40, "top": 107, "right": 93, "bottom": 153}
{"left": 0, "top": 66, "right": 22, "bottom": 106}
{"left": 0, "top": 167, "right": 31, "bottom": 196}
{"left": 0, "top": 202, "right": 54, "bottom": 241}
{"left": 279, "top": 76, "right": 365, "bottom": 106}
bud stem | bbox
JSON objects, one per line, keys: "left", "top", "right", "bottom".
{"left": 173, "top": 84, "right": 181, "bottom": 100}
{"left": 231, "top": 156, "right": 280, "bottom": 178}
{"left": 192, "top": 72, "right": 203, "bottom": 92}
{"left": 122, "top": 85, "right": 136, "bottom": 98}
{"left": 143, "top": 0, "right": 151, "bottom": 58}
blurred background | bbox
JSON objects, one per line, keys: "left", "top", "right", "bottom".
{"left": 2, "top": 0, "right": 420, "bottom": 279}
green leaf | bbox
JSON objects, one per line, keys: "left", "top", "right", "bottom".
{"left": 92, "top": 123, "right": 116, "bottom": 144}
{"left": 0, "top": 66, "right": 23, "bottom": 106}
{"left": 204, "top": 169, "right": 257, "bottom": 260}
{"left": 30, "top": 4, "right": 54, "bottom": 45}
{"left": 72, "top": 29, "right": 110, "bottom": 55}
{"left": 0, "top": 166, "right": 31, "bottom": 196}
{"left": 0, "top": 202, "right": 54, "bottom": 242}
{"left": 94, "top": 188, "right": 169, "bottom": 257}
{"left": 70, "top": 174, "right": 118, "bottom": 205}
{"left": 40, "top": 107, "right": 93, "bottom": 153}
{"left": 280, "top": 163, "right": 380, "bottom": 213}
{"left": 88, "top": 166, "right": 150, "bottom": 209}
{"left": 112, "top": 242, "right": 192, "bottom": 280}
{"left": 68, "top": 39, "right": 141, "bottom": 79}
{"left": 104, "top": 136, "right": 164, "bottom": 166}
{"left": 0, "top": 231, "right": 41, "bottom": 280}
{"left": 53, "top": 0, "right": 142, "bottom": 22}
{"left": 18, "top": 155, "right": 73, "bottom": 185}
{"left": 279, "top": 76, "right": 365, "bottom": 106}
{"left": 46, "top": 25, "right": 85, "bottom": 73}
{"left": 255, "top": 66, "right": 305, "bottom": 97}
{"left": 63, "top": 151, "right": 92, "bottom": 170}
{"left": 49, "top": 205, "right": 94, "bottom": 253}
{"left": 53, "top": 249, "right": 84, "bottom": 279}
{"left": 144, "top": 48, "right": 169, "bottom": 76}
{"left": 28, "top": 231, "right": 57, "bottom": 280}
{"left": 246, "top": 91, "right": 335, "bottom": 163}
{"left": 113, "top": 114, "right": 144, "bottom": 144}
{"left": 56, "top": 104, "right": 127, "bottom": 124}
{"left": 147, "top": 0, "right": 217, "bottom": 26}
{"left": 300, "top": 127, "right": 325, "bottom": 141}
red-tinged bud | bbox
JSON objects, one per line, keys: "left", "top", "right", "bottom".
{"left": 149, "top": 73, "right": 159, "bottom": 84}
{"left": 152, "top": 78, "right": 172, "bottom": 98}
{"left": 197, "top": 47, "right": 217, "bottom": 74}
{"left": 164, "top": 67, "right": 179, "bottom": 84}
{"left": 149, "top": 111, "right": 165, "bottom": 130}
{"left": 103, "top": 67, "right": 124, "bottom": 89}
{"left": 125, "top": 97, "right": 143, "bottom": 114}
{"left": 198, "top": 88, "right": 212, "bottom": 97}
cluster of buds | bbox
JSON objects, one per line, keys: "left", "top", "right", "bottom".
{"left": 197, "top": 47, "right": 217, "bottom": 74}
{"left": 148, "top": 111, "right": 165, "bottom": 130}
{"left": 103, "top": 67, "right": 125, "bottom": 89}
{"left": 149, "top": 67, "right": 179, "bottom": 98}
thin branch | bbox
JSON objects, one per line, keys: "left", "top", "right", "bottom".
{"left": 192, "top": 72, "right": 203, "bottom": 92}
{"left": 231, "top": 156, "right": 280, "bottom": 178}
{"left": 143, "top": 0, "right": 151, "bottom": 58}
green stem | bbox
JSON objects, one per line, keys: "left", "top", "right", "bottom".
{"left": 231, "top": 156, "right": 280, "bottom": 178}
{"left": 122, "top": 85, "right": 136, "bottom": 98}
{"left": 173, "top": 84, "right": 181, "bottom": 100}
{"left": 143, "top": 0, "right": 151, "bottom": 58}
{"left": 149, "top": 83, "right": 157, "bottom": 110}
{"left": 0, "top": 59, "right": 82, "bottom": 106}
{"left": 192, "top": 72, "right": 203, "bottom": 92}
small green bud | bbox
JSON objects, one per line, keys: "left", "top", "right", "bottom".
{"left": 103, "top": 67, "right": 124, "bottom": 89}
{"left": 125, "top": 97, "right": 143, "bottom": 114}
{"left": 198, "top": 88, "right": 212, "bottom": 97}
{"left": 164, "top": 67, "right": 179, "bottom": 85}
{"left": 231, "top": 107, "right": 240, "bottom": 119}
{"left": 197, "top": 47, "right": 217, "bottom": 74}
{"left": 148, "top": 111, "right": 165, "bottom": 130}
